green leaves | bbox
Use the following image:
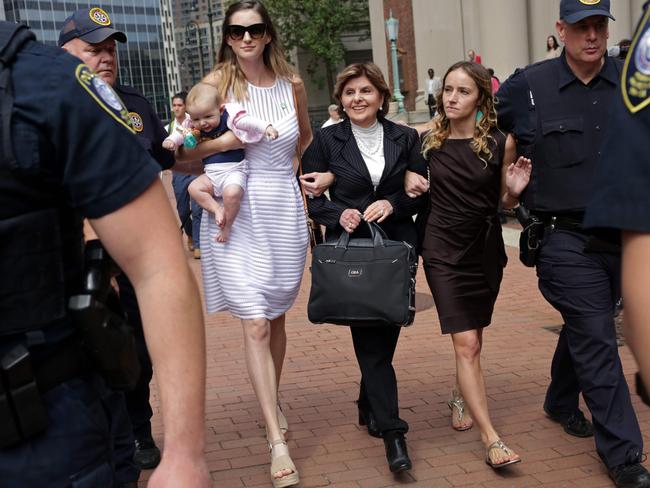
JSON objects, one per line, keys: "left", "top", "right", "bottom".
{"left": 265, "top": 0, "right": 369, "bottom": 90}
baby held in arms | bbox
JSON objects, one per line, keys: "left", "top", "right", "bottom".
{"left": 163, "top": 82, "right": 278, "bottom": 242}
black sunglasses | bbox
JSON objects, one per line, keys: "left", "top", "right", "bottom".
{"left": 226, "top": 23, "right": 267, "bottom": 40}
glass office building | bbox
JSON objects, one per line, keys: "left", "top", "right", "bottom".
{"left": 3, "top": 0, "right": 173, "bottom": 119}
{"left": 172, "top": 0, "right": 224, "bottom": 91}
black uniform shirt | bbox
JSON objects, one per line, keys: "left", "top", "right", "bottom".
{"left": 497, "top": 52, "right": 620, "bottom": 212}
{"left": 114, "top": 84, "right": 174, "bottom": 170}
{"left": 585, "top": 1, "right": 650, "bottom": 232}
{"left": 1, "top": 39, "right": 161, "bottom": 346}
{"left": 8, "top": 42, "right": 161, "bottom": 219}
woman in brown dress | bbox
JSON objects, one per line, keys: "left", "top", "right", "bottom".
{"left": 407, "top": 61, "right": 531, "bottom": 469}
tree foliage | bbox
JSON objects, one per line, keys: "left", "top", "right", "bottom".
{"left": 263, "top": 0, "right": 369, "bottom": 94}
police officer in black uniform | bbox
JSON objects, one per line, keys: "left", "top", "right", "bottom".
{"left": 585, "top": 1, "right": 650, "bottom": 406}
{"left": 0, "top": 18, "right": 209, "bottom": 488}
{"left": 58, "top": 7, "right": 174, "bottom": 470}
{"left": 497, "top": 1, "right": 650, "bottom": 486}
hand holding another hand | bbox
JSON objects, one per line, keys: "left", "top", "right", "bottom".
{"left": 404, "top": 170, "right": 429, "bottom": 198}
{"left": 299, "top": 171, "right": 335, "bottom": 198}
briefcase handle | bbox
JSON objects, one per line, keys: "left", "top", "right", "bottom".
{"left": 335, "top": 221, "right": 388, "bottom": 249}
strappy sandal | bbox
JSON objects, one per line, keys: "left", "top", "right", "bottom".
{"left": 447, "top": 390, "right": 473, "bottom": 431}
{"left": 485, "top": 439, "right": 522, "bottom": 469}
{"left": 277, "top": 404, "right": 289, "bottom": 437}
{"left": 269, "top": 439, "right": 300, "bottom": 488}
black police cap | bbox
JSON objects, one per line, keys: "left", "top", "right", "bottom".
{"left": 560, "top": 0, "right": 615, "bottom": 24}
{"left": 58, "top": 7, "right": 127, "bottom": 47}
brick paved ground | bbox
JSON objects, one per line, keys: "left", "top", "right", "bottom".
{"left": 141, "top": 178, "right": 650, "bottom": 487}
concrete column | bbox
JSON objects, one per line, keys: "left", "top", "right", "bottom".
{"left": 527, "top": 0, "right": 561, "bottom": 64}
{"left": 631, "top": 0, "right": 647, "bottom": 32}
{"left": 411, "top": 0, "right": 465, "bottom": 105}
{"left": 369, "top": 0, "right": 389, "bottom": 81}
{"left": 610, "top": 1, "right": 632, "bottom": 45}
{"left": 460, "top": 0, "right": 481, "bottom": 62}
{"left": 476, "top": 0, "right": 529, "bottom": 81}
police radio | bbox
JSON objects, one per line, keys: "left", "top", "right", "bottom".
{"left": 68, "top": 240, "right": 140, "bottom": 390}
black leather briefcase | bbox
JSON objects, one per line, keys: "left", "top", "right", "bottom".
{"left": 307, "top": 222, "right": 418, "bottom": 327}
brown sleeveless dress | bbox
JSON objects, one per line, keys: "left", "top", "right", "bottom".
{"left": 421, "top": 129, "right": 508, "bottom": 334}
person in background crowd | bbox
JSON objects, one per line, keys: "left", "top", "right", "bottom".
{"left": 425, "top": 67, "right": 443, "bottom": 118}
{"left": 468, "top": 49, "right": 482, "bottom": 64}
{"left": 178, "top": 1, "right": 311, "bottom": 486}
{"left": 405, "top": 60, "right": 530, "bottom": 470}
{"left": 301, "top": 61, "right": 427, "bottom": 474}
{"left": 614, "top": 38, "right": 632, "bottom": 59}
{"left": 496, "top": 0, "right": 650, "bottom": 486}
{"left": 487, "top": 68, "right": 500, "bottom": 94}
{"left": 545, "top": 34, "right": 562, "bottom": 59}
{"left": 59, "top": 7, "right": 176, "bottom": 473}
{"left": 584, "top": 0, "right": 650, "bottom": 410}
{"left": 166, "top": 92, "right": 202, "bottom": 259}
{"left": 0, "top": 18, "right": 209, "bottom": 488}
{"left": 321, "top": 103, "right": 342, "bottom": 128}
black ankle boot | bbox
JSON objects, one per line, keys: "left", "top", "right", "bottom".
{"left": 383, "top": 431, "right": 412, "bottom": 473}
{"left": 357, "top": 402, "right": 381, "bottom": 438}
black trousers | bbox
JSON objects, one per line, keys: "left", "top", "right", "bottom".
{"left": 538, "top": 230, "right": 643, "bottom": 469}
{"left": 116, "top": 273, "right": 154, "bottom": 442}
{"left": 0, "top": 376, "right": 139, "bottom": 486}
{"left": 427, "top": 94, "right": 436, "bottom": 118}
{"left": 350, "top": 325, "right": 408, "bottom": 434}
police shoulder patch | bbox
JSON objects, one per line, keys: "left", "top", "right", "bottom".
{"left": 75, "top": 64, "right": 134, "bottom": 133}
{"left": 128, "top": 112, "right": 144, "bottom": 132}
{"left": 622, "top": 5, "right": 650, "bottom": 113}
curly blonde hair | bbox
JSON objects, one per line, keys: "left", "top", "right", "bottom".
{"left": 422, "top": 61, "right": 499, "bottom": 167}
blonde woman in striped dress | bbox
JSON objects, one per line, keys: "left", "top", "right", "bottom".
{"left": 179, "top": 1, "right": 311, "bottom": 486}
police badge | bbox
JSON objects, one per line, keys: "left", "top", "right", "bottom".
{"left": 622, "top": 5, "right": 650, "bottom": 113}
{"left": 128, "top": 112, "right": 144, "bottom": 133}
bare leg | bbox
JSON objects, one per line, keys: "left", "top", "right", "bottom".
{"left": 217, "top": 184, "right": 244, "bottom": 243}
{"left": 270, "top": 314, "right": 287, "bottom": 389}
{"left": 241, "top": 318, "right": 295, "bottom": 480}
{"left": 270, "top": 315, "right": 288, "bottom": 436}
{"left": 452, "top": 329, "right": 520, "bottom": 465}
{"left": 188, "top": 176, "right": 224, "bottom": 226}
{"left": 622, "top": 232, "right": 650, "bottom": 388}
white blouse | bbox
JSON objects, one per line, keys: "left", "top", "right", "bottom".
{"left": 351, "top": 120, "right": 385, "bottom": 187}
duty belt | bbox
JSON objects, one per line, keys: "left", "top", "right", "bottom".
{"left": 540, "top": 213, "right": 586, "bottom": 235}
{"left": 0, "top": 338, "right": 91, "bottom": 449}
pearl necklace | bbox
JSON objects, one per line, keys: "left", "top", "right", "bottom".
{"left": 351, "top": 121, "right": 384, "bottom": 157}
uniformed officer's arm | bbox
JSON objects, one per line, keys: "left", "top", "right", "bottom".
{"left": 622, "top": 232, "right": 650, "bottom": 393}
{"left": 495, "top": 69, "right": 535, "bottom": 144}
{"left": 89, "top": 182, "right": 209, "bottom": 487}
{"left": 44, "top": 54, "right": 209, "bottom": 486}
{"left": 501, "top": 133, "right": 532, "bottom": 209}
{"left": 174, "top": 130, "right": 243, "bottom": 163}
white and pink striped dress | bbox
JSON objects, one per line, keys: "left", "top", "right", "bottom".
{"left": 200, "top": 78, "right": 309, "bottom": 319}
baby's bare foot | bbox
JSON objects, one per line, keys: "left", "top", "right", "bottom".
{"left": 215, "top": 225, "right": 230, "bottom": 243}
{"left": 211, "top": 204, "right": 225, "bottom": 227}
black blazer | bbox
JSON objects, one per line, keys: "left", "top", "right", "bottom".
{"left": 303, "top": 117, "right": 427, "bottom": 245}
